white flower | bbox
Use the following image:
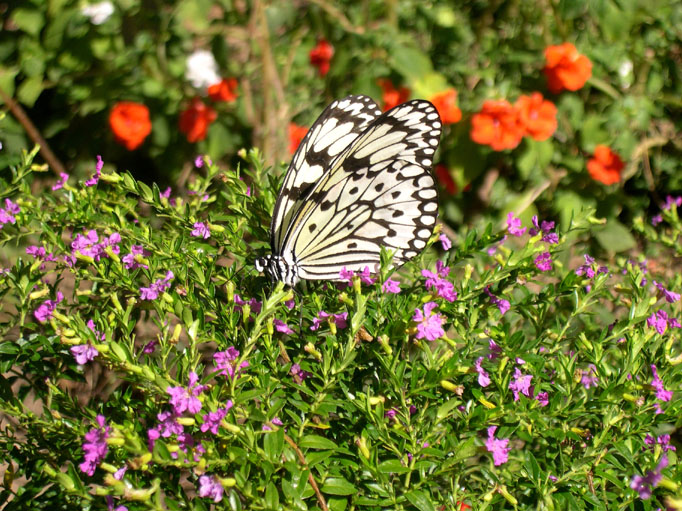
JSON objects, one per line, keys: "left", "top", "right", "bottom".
{"left": 186, "top": 50, "right": 221, "bottom": 89}
{"left": 81, "top": 1, "right": 114, "bottom": 25}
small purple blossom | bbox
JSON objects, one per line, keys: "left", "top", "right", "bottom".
{"left": 485, "top": 287, "right": 510, "bottom": 315}
{"left": 71, "top": 344, "right": 99, "bottom": 364}
{"left": 529, "top": 216, "right": 558, "bottom": 244}
{"left": 652, "top": 281, "right": 680, "bottom": 303}
{"left": 291, "top": 363, "right": 311, "bottom": 382}
{"left": 214, "top": 347, "right": 249, "bottom": 380}
{"left": 142, "top": 339, "right": 158, "bottom": 354}
{"left": 52, "top": 172, "right": 70, "bottom": 191}
{"left": 0, "top": 198, "right": 20, "bottom": 229}
{"left": 422, "top": 262, "right": 456, "bottom": 302}
{"left": 651, "top": 214, "right": 663, "bottom": 226}
{"left": 644, "top": 434, "right": 676, "bottom": 453}
{"left": 87, "top": 319, "right": 105, "bottom": 341}
{"left": 534, "top": 252, "right": 553, "bottom": 272}
{"left": 34, "top": 291, "right": 64, "bottom": 323}
{"left": 357, "top": 266, "right": 377, "bottom": 285}
{"left": 506, "top": 212, "right": 527, "bottom": 237}
{"left": 79, "top": 415, "right": 110, "bottom": 476}
{"left": 191, "top": 222, "right": 210, "bottom": 239}
{"left": 122, "top": 245, "right": 150, "bottom": 270}
{"left": 651, "top": 365, "right": 673, "bottom": 402}
{"left": 200, "top": 403, "right": 232, "bottom": 434}
{"left": 488, "top": 340, "right": 502, "bottom": 360}
{"left": 194, "top": 155, "right": 204, "bottom": 168}
{"left": 581, "top": 364, "right": 599, "bottom": 389}
{"left": 140, "top": 271, "right": 174, "bottom": 300}
{"left": 647, "top": 310, "right": 670, "bottom": 335}
{"left": 509, "top": 367, "right": 533, "bottom": 401}
{"left": 160, "top": 187, "right": 172, "bottom": 199}
{"left": 439, "top": 233, "right": 452, "bottom": 250}
{"left": 85, "top": 155, "right": 104, "bottom": 186}
{"left": 485, "top": 426, "right": 510, "bottom": 466}
{"left": 412, "top": 302, "right": 445, "bottom": 341}
{"left": 474, "top": 357, "right": 490, "bottom": 387}
{"left": 233, "top": 294, "right": 262, "bottom": 316}
{"left": 167, "top": 372, "right": 206, "bottom": 415}
{"left": 382, "top": 278, "right": 401, "bottom": 294}
{"left": 273, "top": 319, "right": 294, "bottom": 334}
{"left": 113, "top": 466, "right": 127, "bottom": 480}
{"left": 661, "top": 195, "right": 682, "bottom": 211}
{"left": 536, "top": 392, "right": 549, "bottom": 407}
{"left": 71, "top": 229, "right": 121, "bottom": 262}
{"left": 284, "top": 297, "right": 295, "bottom": 309}
{"left": 310, "top": 311, "right": 348, "bottom": 331}
{"left": 487, "top": 235, "right": 507, "bottom": 255}
{"left": 198, "top": 474, "right": 224, "bottom": 503}
{"left": 147, "top": 410, "right": 183, "bottom": 450}
{"left": 630, "top": 455, "right": 668, "bottom": 500}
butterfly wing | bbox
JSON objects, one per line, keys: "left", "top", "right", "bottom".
{"left": 271, "top": 95, "right": 383, "bottom": 252}
{"left": 279, "top": 100, "right": 442, "bottom": 280}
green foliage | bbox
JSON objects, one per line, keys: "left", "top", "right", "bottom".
{"left": 0, "top": 148, "right": 680, "bottom": 510}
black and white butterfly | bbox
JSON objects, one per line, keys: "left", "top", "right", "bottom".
{"left": 255, "top": 95, "right": 442, "bottom": 286}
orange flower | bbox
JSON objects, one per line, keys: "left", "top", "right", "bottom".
{"left": 109, "top": 102, "right": 152, "bottom": 150}
{"left": 470, "top": 99, "right": 524, "bottom": 151}
{"left": 515, "top": 92, "right": 557, "bottom": 141}
{"left": 587, "top": 145, "right": 624, "bottom": 185}
{"left": 378, "top": 79, "right": 410, "bottom": 111}
{"left": 435, "top": 164, "right": 457, "bottom": 195}
{"left": 429, "top": 89, "right": 462, "bottom": 124}
{"left": 288, "top": 123, "right": 308, "bottom": 154}
{"left": 179, "top": 98, "right": 217, "bottom": 143}
{"left": 208, "top": 78, "right": 238, "bottom": 103}
{"left": 544, "top": 42, "right": 592, "bottom": 93}
{"left": 309, "top": 39, "right": 334, "bottom": 77}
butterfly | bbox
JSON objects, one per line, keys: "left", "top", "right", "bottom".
{"left": 255, "top": 95, "right": 442, "bottom": 286}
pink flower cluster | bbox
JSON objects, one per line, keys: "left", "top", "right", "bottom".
{"left": 0, "top": 198, "right": 19, "bottom": 229}
{"left": 79, "top": 414, "right": 110, "bottom": 476}
{"left": 422, "top": 261, "right": 456, "bottom": 302}
{"left": 140, "top": 271, "right": 174, "bottom": 300}
{"left": 34, "top": 291, "right": 64, "bottom": 323}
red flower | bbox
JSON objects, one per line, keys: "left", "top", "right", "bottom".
{"left": 515, "top": 92, "right": 557, "bottom": 141}
{"left": 429, "top": 89, "right": 462, "bottom": 124}
{"left": 470, "top": 99, "right": 524, "bottom": 151}
{"left": 435, "top": 164, "right": 457, "bottom": 195}
{"left": 378, "top": 79, "right": 410, "bottom": 111}
{"left": 179, "top": 98, "right": 217, "bottom": 143}
{"left": 544, "top": 42, "right": 592, "bottom": 93}
{"left": 587, "top": 145, "right": 624, "bottom": 185}
{"left": 109, "top": 102, "right": 152, "bottom": 150}
{"left": 288, "top": 123, "right": 308, "bottom": 154}
{"left": 208, "top": 78, "right": 238, "bottom": 103}
{"left": 309, "top": 39, "right": 334, "bottom": 77}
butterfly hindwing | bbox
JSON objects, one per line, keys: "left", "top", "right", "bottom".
{"left": 271, "top": 95, "right": 382, "bottom": 252}
{"left": 281, "top": 100, "right": 442, "bottom": 280}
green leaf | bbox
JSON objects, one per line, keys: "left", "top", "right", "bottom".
{"left": 594, "top": 219, "right": 636, "bottom": 252}
{"left": 390, "top": 44, "right": 433, "bottom": 81}
{"left": 17, "top": 76, "right": 43, "bottom": 108}
{"left": 405, "top": 489, "right": 436, "bottom": 511}
{"left": 265, "top": 481, "right": 279, "bottom": 510}
{"left": 298, "top": 435, "right": 338, "bottom": 450}
{"left": 11, "top": 8, "right": 45, "bottom": 37}
{"left": 321, "top": 477, "right": 356, "bottom": 496}
{"left": 377, "top": 458, "right": 410, "bottom": 474}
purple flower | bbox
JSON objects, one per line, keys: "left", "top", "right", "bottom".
{"left": 382, "top": 278, "right": 401, "bottom": 294}
{"left": 630, "top": 455, "right": 668, "bottom": 499}
{"left": 71, "top": 344, "right": 99, "bottom": 364}
{"left": 147, "top": 410, "right": 183, "bottom": 450}
{"left": 87, "top": 319, "right": 105, "bottom": 341}
{"left": 273, "top": 319, "right": 294, "bottom": 334}
{"left": 195, "top": 155, "right": 204, "bottom": 168}
{"left": 284, "top": 297, "right": 295, "bottom": 309}
{"left": 200, "top": 403, "right": 232, "bottom": 434}
{"left": 485, "top": 287, "right": 510, "bottom": 315}
{"left": 233, "top": 294, "right": 262, "bottom": 316}
{"left": 647, "top": 310, "right": 669, "bottom": 335}
{"left": 358, "top": 266, "right": 377, "bottom": 285}
{"left": 52, "top": 172, "right": 69, "bottom": 191}
{"left": 652, "top": 281, "right": 680, "bottom": 303}
{"left": 191, "top": 222, "right": 210, "bottom": 239}
{"left": 536, "top": 392, "right": 549, "bottom": 407}
{"left": 651, "top": 214, "right": 663, "bottom": 226}
{"left": 34, "top": 291, "right": 64, "bottom": 323}
{"left": 529, "top": 216, "right": 558, "bottom": 244}
{"left": 488, "top": 340, "right": 502, "bottom": 360}
{"left": 581, "top": 364, "right": 599, "bottom": 389}
{"left": 140, "top": 271, "right": 174, "bottom": 300}
{"left": 142, "top": 339, "right": 158, "bottom": 354}
{"left": 439, "top": 233, "right": 452, "bottom": 250}
{"left": 122, "top": 245, "right": 150, "bottom": 270}
{"left": 651, "top": 365, "right": 673, "bottom": 402}
{"left": 106, "top": 495, "right": 128, "bottom": 511}
{"left": 509, "top": 367, "right": 533, "bottom": 401}
{"left": 485, "top": 426, "right": 510, "bottom": 466}
{"left": 644, "top": 434, "right": 676, "bottom": 453}
{"left": 487, "top": 236, "right": 507, "bottom": 255}
{"left": 339, "top": 267, "right": 354, "bottom": 284}
{"left": 310, "top": 311, "right": 348, "bottom": 331}
{"left": 0, "top": 199, "right": 20, "bottom": 228}
{"left": 167, "top": 372, "right": 206, "bottom": 415}
{"left": 214, "top": 347, "right": 249, "bottom": 380}
{"left": 661, "top": 195, "right": 682, "bottom": 210}
{"left": 291, "top": 363, "right": 311, "bottom": 382}
{"left": 85, "top": 155, "right": 103, "bottom": 186}
{"left": 198, "top": 474, "right": 224, "bottom": 503}
{"left": 113, "top": 466, "right": 127, "bottom": 480}
{"left": 79, "top": 415, "right": 110, "bottom": 476}
{"left": 506, "top": 212, "right": 526, "bottom": 237}
{"left": 160, "top": 187, "right": 172, "bottom": 199}
{"left": 474, "top": 357, "right": 491, "bottom": 387}
{"left": 422, "top": 262, "right": 456, "bottom": 302}
{"left": 534, "top": 252, "right": 553, "bottom": 272}
{"left": 412, "top": 302, "right": 445, "bottom": 341}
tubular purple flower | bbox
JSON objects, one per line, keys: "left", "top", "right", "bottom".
{"left": 198, "top": 474, "right": 224, "bottom": 503}
{"left": 79, "top": 414, "right": 110, "bottom": 476}
{"left": 382, "top": 278, "right": 401, "bottom": 293}
{"left": 412, "top": 302, "right": 445, "bottom": 341}
{"left": 485, "top": 426, "right": 511, "bottom": 466}
{"left": 506, "top": 212, "right": 527, "bottom": 236}
{"left": 474, "top": 357, "right": 491, "bottom": 387}
{"left": 191, "top": 222, "right": 211, "bottom": 239}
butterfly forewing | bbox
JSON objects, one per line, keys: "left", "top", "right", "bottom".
{"left": 271, "top": 95, "right": 382, "bottom": 251}
{"left": 281, "top": 100, "right": 442, "bottom": 280}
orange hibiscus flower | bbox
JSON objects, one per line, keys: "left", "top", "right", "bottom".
{"left": 109, "top": 102, "right": 152, "bottom": 150}
{"left": 378, "top": 79, "right": 410, "bottom": 111}
{"left": 288, "top": 123, "right": 308, "bottom": 154}
{"left": 208, "top": 78, "right": 238, "bottom": 103}
{"left": 429, "top": 89, "right": 462, "bottom": 124}
{"left": 515, "top": 92, "right": 557, "bottom": 141}
{"left": 179, "top": 98, "right": 217, "bottom": 143}
{"left": 544, "top": 42, "right": 592, "bottom": 93}
{"left": 309, "top": 39, "right": 334, "bottom": 77}
{"left": 587, "top": 145, "right": 624, "bottom": 185}
{"left": 470, "top": 99, "right": 524, "bottom": 151}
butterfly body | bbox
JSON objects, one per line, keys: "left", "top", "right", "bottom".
{"left": 257, "top": 95, "right": 442, "bottom": 286}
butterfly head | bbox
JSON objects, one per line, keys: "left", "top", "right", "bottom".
{"left": 254, "top": 254, "right": 300, "bottom": 286}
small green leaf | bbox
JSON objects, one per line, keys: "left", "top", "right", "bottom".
{"left": 11, "top": 8, "right": 45, "bottom": 37}
{"left": 405, "top": 489, "right": 436, "bottom": 511}
{"left": 298, "top": 435, "right": 338, "bottom": 450}
{"left": 321, "top": 477, "right": 356, "bottom": 496}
